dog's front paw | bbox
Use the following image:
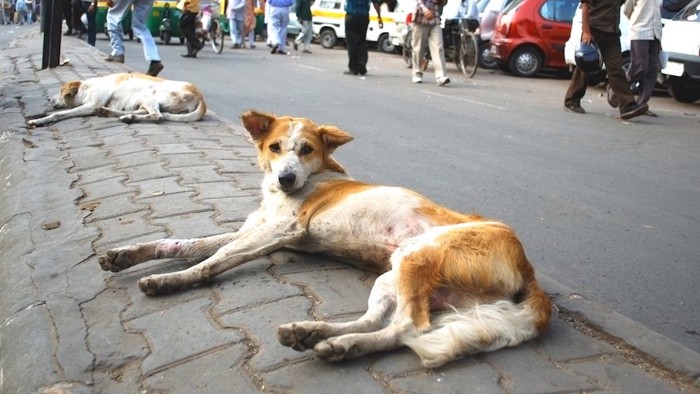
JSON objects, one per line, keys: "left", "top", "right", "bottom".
{"left": 138, "top": 274, "right": 186, "bottom": 296}
{"left": 98, "top": 247, "right": 139, "bottom": 272}
{"left": 119, "top": 114, "right": 135, "bottom": 124}
{"left": 314, "top": 339, "right": 350, "bottom": 362}
{"left": 278, "top": 322, "right": 327, "bottom": 351}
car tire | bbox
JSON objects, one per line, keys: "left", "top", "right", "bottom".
{"left": 478, "top": 41, "right": 497, "bottom": 69}
{"left": 509, "top": 46, "right": 542, "bottom": 77}
{"left": 667, "top": 76, "right": 700, "bottom": 103}
{"left": 377, "top": 33, "right": 395, "bottom": 53}
{"left": 319, "top": 29, "right": 337, "bottom": 49}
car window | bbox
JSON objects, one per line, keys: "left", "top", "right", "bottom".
{"left": 319, "top": 0, "right": 342, "bottom": 9}
{"left": 540, "top": 0, "right": 577, "bottom": 22}
{"left": 674, "top": 0, "right": 700, "bottom": 20}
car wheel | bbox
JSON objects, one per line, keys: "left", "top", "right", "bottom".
{"left": 478, "top": 41, "right": 497, "bottom": 69}
{"left": 319, "top": 29, "right": 337, "bottom": 49}
{"left": 667, "top": 76, "right": 700, "bottom": 103}
{"left": 377, "top": 33, "right": 395, "bottom": 53}
{"left": 509, "top": 46, "right": 542, "bottom": 77}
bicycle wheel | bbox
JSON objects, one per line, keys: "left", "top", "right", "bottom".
{"left": 459, "top": 32, "right": 478, "bottom": 78}
{"left": 211, "top": 20, "right": 224, "bottom": 54}
{"left": 402, "top": 29, "right": 413, "bottom": 68}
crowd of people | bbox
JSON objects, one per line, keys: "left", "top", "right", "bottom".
{"left": 0, "top": 0, "right": 39, "bottom": 25}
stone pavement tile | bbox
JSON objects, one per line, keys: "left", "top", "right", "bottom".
{"left": 192, "top": 181, "right": 257, "bottom": 200}
{"left": 171, "top": 164, "right": 234, "bottom": 184}
{"left": 153, "top": 143, "right": 201, "bottom": 155}
{"left": 537, "top": 316, "right": 616, "bottom": 361}
{"left": 0, "top": 303, "right": 62, "bottom": 393}
{"left": 571, "top": 357, "right": 684, "bottom": 393}
{"left": 142, "top": 343, "right": 258, "bottom": 393}
{"left": 112, "top": 149, "right": 160, "bottom": 169}
{"left": 151, "top": 212, "right": 226, "bottom": 239}
{"left": 84, "top": 193, "right": 147, "bottom": 222}
{"left": 145, "top": 191, "right": 213, "bottom": 219}
{"left": 270, "top": 250, "right": 352, "bottom": 274}
{"left": 279, "top": 268, "right": 374, "bottom": 319}
{"left": 127, "top": 296, "right": 244, "bottom": 376}
{"left": 209, "top": 196, "right": 263, "bottom": 223}
{"left": 117, "top": 162, "right": 173, "bottom": 183}
{"left": 78, "top": 175, "right": 134, "bottom": 203}
{"left": 0, "top": 214, "right": 39, "bottom": 319}
{"left": 211, "top": 258, "right": 303, "bottom": 315}
{"left": 218, "top": 296, "right": 314, "bottom": 370}
{"left": 483, "top": 341, "right": 599, "bottom": 393}
{"left": 232, "top": 172, "right": 267, "bottom": 190}
{"left": 69, "top": 145, "right": 119, "bottom": 172}
{"left": 129, "top": 176, "right": 194, "bottom": 199}
{"left": 187, "top": 138, "right": 236, "bottom": 151}
{"left": 162, "top": 152, "right": 208, "bottom": 169}
{"left": 73, "top": 166, "right": 126, "bottom": 187}
{"left": 108, "top": 142, "right": 154, "bottom": 158}
{"left": 262, "top": 357, "right": 386, "bottom": 393}
{"left": 211, "top": 158, "right": 261, "bottom": 175}
{"left": 386, "top": 357, "right": 504, "bottom": 394}
{"left": 46, "top": 298, "right": 94, "bottom": 380}
{"left": 91, "top": 212, "right": 165, "bottom": 248}
{"left": 370, "top": 348, "right": 424, "bottom": 376}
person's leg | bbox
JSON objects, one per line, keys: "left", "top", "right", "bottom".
{"left": 107, "top": 0, "right": 129, "bottom": 57}
{"left": 597, "top": 31, "right": 637, "bottom": 112}
{"left": 344, "top": 14, "right": 359, "bottom": 73}
{"left": 63, "top": 0, "right": 74, "bottom": 33}
{"left": 356, "top": 14, "right": 369, "bottom": 74}
{"left": 269, "top": 6, "right": 282, "bottom": 50}
{"left": 73, "top": 0, "right": 86, "bottom": 33}
{"left": 277, "top": 9, "right": 288, "bottom": 52}
{"left": 411, "top": 24, "right": 428, "bottom": 81}
{"left": 427, "top": 23, "right": 447, "bottom": 83}
{"left": 637, "top": 39, "right": 660, "bottom": 106}
{"left": 302, "top": 20, "right": 312, "bottom": 50}
{"left": 179, "top": 11, "right": 198, "bottom": 54}
{"left": 131, "top": 0, "right": 161, "bottom": 62}
{"left": 86, "top": 1, "right": 97, "bottom": 46}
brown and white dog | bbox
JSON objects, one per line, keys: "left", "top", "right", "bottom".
{"left": 98, "top": 110, "right": 552, "bottom": 367}
{"left": 27, "top": 73, "right": 206, "bottom": 126}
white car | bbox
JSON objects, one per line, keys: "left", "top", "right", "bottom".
{"left": 659, "top": 0, "right": 700, "bottom": 103}
{"left": 311, "top": 0, "right": 405, "bottom": 52}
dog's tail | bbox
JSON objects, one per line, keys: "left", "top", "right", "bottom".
{"left": 403, "top": 278, "right": 551, "bottom": 368}
{"left": 161, "top": 89, "right": 208, "bottom": 122}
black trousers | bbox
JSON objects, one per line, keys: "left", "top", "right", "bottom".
{"left": 63, "top": 0, "right": 73, "bottom": 30}
{"left": 565, "top": 28, "right": 636, "bottom": 112}
{"left": 344, "top": 13, "right": 369, "bottom": 74}
{"left": 179, "top": 11, "right": 199, "bottom": 54}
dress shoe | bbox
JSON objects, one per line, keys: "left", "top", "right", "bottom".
{"left": 271, "top": 44, "right": 279, "bottom": 54}
{"left": 564, "top": 103, "right": 585, "bottom": 114}
{"left": 181, "top": 53, "right": 197, "bottom": 58}
{"left": 105, "top": 54, "right": 125, "bottom": 63}
{"left": 343, "top": 70, "right": 358, "bottom": 76}
{"left": 620, "top": 103, "right": 648, "bottom": 120}
{"left": 146, "top": 61, "right": 164, "bottom": 77}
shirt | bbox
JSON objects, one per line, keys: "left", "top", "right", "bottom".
{"left": 345, "top": 0, "right": 379, "bottom": 16}
{"left": 414, "top": 0, "right": 444, "bottom": 25}
{"left": 581, "top": 0, "right": 623, "bottom": 35}
{"left": 623, "top": 0, "right": 662, "bottom": 40}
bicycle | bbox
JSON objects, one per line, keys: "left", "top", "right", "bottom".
{"left": 402, "top": 17, "right": 479, "bottom": 78}
{"left": 196, "top": 1, "right": 225, "bottom": 54}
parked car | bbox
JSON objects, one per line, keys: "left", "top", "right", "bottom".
{"left": 479, "top": 0, "right": 513, "bottom": 68}
{"left": 563, "top": 4, "right": 630, "bottom": 85}
{"left": 489, "top": 0, "right": 578, "bottom": 77}
{"left": 311, "top": 0, "right": 403, "bottom": 52}
{"left": 660, "top": 0, "right": 700, "bottom": 102}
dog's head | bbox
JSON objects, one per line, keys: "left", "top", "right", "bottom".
{"left": 241, "top": 110, "right": 353, "bottom": 194}
{"left": 49, "top": 81, "right": 82, "bottom": 109}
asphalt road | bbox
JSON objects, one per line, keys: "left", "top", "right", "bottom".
{"left": 9, "top": 25, "right": 700, "bottom": 353}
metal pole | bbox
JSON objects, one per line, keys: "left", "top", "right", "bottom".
{"left": 42, "top": 0, "right": 63, "bottom": 69}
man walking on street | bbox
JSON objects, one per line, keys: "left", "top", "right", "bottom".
{"left": 293, "top": 0, "right": 313, "bottom": 53}
{"left": 624, "top": 0, "right": 662, "bottom": 116}
{"left": 411, "top": 0, "right": 450, "bottom": 85}
{"left": 106, "top": 0, "right": 164, "bottom": 77}
{"left": 563, "top": 0, "right": 647, "bottom": 120}
{"left": 343, "top": 0, "right": 382, "bottom": 75}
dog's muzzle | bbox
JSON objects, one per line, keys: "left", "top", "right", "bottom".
{"left": 278, "top": 172, "right": 297, "bottom": 192}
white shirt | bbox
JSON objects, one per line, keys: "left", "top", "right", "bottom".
{"left": 624, "top": 0, "right": 663, "bottom": 40}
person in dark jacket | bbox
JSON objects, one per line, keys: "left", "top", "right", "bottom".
{"left": 343, "top": 0, "right": 382, "bottom": 75}
{"left": 293, "top": 0, "right": 313, "bottom": 53}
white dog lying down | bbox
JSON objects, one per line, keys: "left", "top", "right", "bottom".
{"left": 98, "top": 110, "right": 553, "bottom": 368}
{"left": 27, "top": 72, "right": 206, "bottom": 126}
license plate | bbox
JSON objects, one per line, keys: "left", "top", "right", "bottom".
{"left": 663, "top": 61, "right": 684, "bottom": 77}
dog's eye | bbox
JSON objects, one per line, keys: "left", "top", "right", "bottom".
{"left": 269, "top": 143, "right": 280, "bottom": 153}
{"left": 300, "top": 145, "right": 314, "bottom": 155}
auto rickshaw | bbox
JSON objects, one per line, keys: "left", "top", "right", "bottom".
{"left": 147, "top": 0, "right": 183, "bottom": 45}
{"left": 95, "top": 1, "right": 133, "bottom": 39}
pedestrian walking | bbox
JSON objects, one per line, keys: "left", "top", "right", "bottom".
{"left": 343, "top": 0, "right": 382, "bottom": 75}
{"left": 63, "top": 0, "right": 75, "bottom": 34}
{"left": 624, "top": 0, "right": 662, "bottom": 116}
{"left": 563, "top": 0, "right": 648, "bottom": 120}
{"left": 73, "top": 0, "right": 97, "bottom": 45}
{"left": 411, "top": 0, "right": 450, "bottom": 85}
{"left": 106, "top": 0, "right": 164, "bottom": 76}
{"left": 227, "top": 0, "right": 246, "bottom": 48}
{"left": 243, "top": 0, "right": 257, "bottom": 48}
{"left": 267, "top": 0, "right": 293, "bottom": 54}
{"left": 178, "top": 0, "right": 203, "bottom": 57}
{"left": 293, "top": 0, "right": 313, "bottom": 53}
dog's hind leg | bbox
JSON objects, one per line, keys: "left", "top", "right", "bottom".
{"left": 119, "top": 101, "right": 164, "bottom": 123}
{"left": 98, "top": 232, "right": 244, "bottom": 273}
{"left": 136, "top": 220, "right": 306, "bottom": 295}
{"left": 95, "top": 107, "right": 147, "bottom": 118}
{"left": 278, "top": 271, "right": 396, "bottom": 351}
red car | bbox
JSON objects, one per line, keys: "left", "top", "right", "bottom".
{"left": 489, "top": 0, "right": 579, "bottom": 77}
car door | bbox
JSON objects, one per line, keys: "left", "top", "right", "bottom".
{"left": 536, "top": 0, "right": 578, "bottom": 67}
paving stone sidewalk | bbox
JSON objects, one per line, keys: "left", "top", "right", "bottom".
{"left": 1, "top": 30, "right": 698, "bottom": 394}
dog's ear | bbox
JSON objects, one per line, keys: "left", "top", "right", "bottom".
{"left": 241, "top": 110, "right": 277, "bottom": 140}
{"left": 62, "top": 81, "right": 81, "bottom": 97}
{"left": 319, "top": 125, "right": 353, "bottom": 152}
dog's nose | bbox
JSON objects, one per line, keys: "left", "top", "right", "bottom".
{"left": 278, "top": 173, "right": 296, "bottom": 188}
